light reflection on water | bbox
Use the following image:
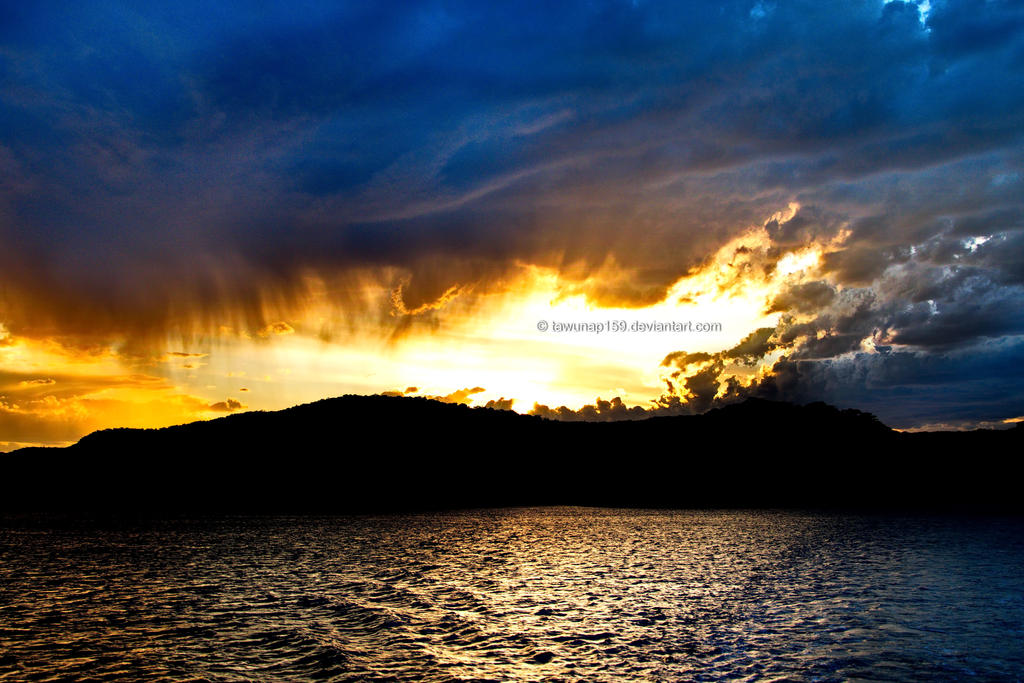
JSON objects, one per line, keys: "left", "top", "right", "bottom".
{"left": 1, "top": 508, "right": 1023, "bottom": 681}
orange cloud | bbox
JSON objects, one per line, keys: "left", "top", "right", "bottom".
{"left": 258, "top": 321, "right": 295, "bottom": 337}
{"left": 427, "top": 386, "right": 486, "bottom": 405}
{"left": 208, "top": 398, "right": 247, "bottom": 412}
{"left": 18, "top": 378, "right": 56, "bottom": 386}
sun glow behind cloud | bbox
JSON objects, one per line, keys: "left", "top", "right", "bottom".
{"left": 2, "top": 186, "right": 859, "bottom": 452}
{"left": 175, "top": 256, "right": 764, "bottom": 406}
{"left": 155, "top": 215, "right": 832, "bottom": 412}
{"left": 1, "top": 205, "right": 844, "bottom": 451}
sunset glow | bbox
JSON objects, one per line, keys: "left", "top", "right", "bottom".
{"left": 1, "top": 211, "right": 847, "bottom": 450}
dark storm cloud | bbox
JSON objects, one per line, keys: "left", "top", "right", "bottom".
{"left": 748, "top": 337, "right": 1024, "bottom": 428}
{"left": 723, "top": 327, "right": 777, "bottom": 363}
{"left": 545, "top": 244, "right": 1024, "bottom": 426}
{"left": 768, "top": 282, "right": 836, "bottom": 315}
{"left": 2, "top": 0, "right": 1023, "bottom": 425}
{"left": 821, "top": 247, "right": 895, "bottom": 285}
{"left": 765, "top": 207, "right": 848, "bottom": 249}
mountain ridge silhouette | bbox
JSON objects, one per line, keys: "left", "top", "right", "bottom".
{"left": 2, "top": 395, "right": 1020, "bottom": 512}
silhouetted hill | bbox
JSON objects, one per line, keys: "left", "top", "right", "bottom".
{"left": 2, "top": 396, "right": 1021, "bottom": 512}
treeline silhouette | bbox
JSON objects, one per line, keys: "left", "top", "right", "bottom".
{"left": 2, "top": 396, "right": 1020, "bottom": 513}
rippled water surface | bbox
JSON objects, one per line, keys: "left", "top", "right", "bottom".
{"left": 1, "top": 509, "right": 1023, "bottom": 681}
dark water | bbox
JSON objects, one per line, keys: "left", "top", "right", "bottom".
{"left": 1, "top": 509, "right": 1022, "bottom": 682}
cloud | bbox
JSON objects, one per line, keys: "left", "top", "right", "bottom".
{"left": 769, "top": 282, "right": 837, "bottom": 315}
{"left": 380, "top": 386, "right": 420, "bottom": 398}
{"left": 1, "top": 368, "right": 168, "bottom": 401}
{"left": 723, "top": 327, "right": 777, "bottom": 364}
{"left": 208, "top": 398, "right": 247, "bottom": 412}
{"left": 531, "top": 396, "right": 651, "bottom": 422}
{"left": 382, "top": 386, "right": 489, "bottom": 405}
{"left": 164, "top": 351, "right": 208, "bottom": 362}
{"left": 536, "top": 326, "right": 785, "bottom": 421}
{"left": 483, "top": 397, "right": 515, "bottom": 411}
{"left": 257, "top": 322, "right": 295, "bottom": 337}
{"left": 426, "top": 386, "right": 486, "bottom": 405}
{"left": 746, "top": 336, "right": 1024, "bottom": 428}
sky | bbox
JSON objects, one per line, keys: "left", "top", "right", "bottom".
{"left": 2, "top": 0, "right": 1024, "bottom": 448}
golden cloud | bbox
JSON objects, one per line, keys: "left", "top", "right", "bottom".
{"left": 208, "top": 398, "right": 247, "bottom": 412}
{"left": 258, "top": 321, "right": 296, "bottom": 337}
